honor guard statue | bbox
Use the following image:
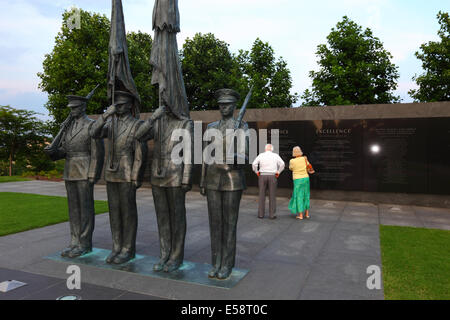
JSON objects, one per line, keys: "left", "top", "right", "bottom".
{"left": 141, "top": 0, "right": 194, "bottom": 273}
{"left": 200, "top": 88, "right": 250, "bottom": 280}
{"left": 91, "top": 90, "right": 163, "bottom": 264}
{"left": 44, "top": 86, "right": 104, "bottom": 258}
{"left": 135, "top": 106, "right": 194, "bottom": 273}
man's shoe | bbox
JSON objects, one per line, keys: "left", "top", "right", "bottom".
{"left": 269, "top": 216, "right": 277, "bottom": 220}
{"left": 112, "top": 251, "right": 135, "bottom": 265}
{"left": 68, "top": 246, "right": 91, "bottom": 258}
{"left": 163, "top": 260, "right": 182, "bottom": 273}
{"left": 257, "top": 216, "right": 264, "bottom": 219}
{"left": 208, "top": 266, "right": 219, "bottom": 278}
{"left": 217, "top": 267, "right": 232, "bottom": 280}
{"left": 61, "top": 246, "right": 75, "bottom": 257}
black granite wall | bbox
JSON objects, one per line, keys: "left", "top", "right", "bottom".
{"left": 94, "top": 101, "right": 450, "bottom": 195}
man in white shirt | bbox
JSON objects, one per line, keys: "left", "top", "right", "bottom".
{"left": 252, "top": 144, "right": 285, "bottom": 219}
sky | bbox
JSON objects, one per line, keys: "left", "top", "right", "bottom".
{"left": 0, "top": 0, "right": 448, "bottom": 120}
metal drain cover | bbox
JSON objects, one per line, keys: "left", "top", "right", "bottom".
{"left": 56, "top": 295, "right": 82, "bottom": 300}
{"left": 0, "top": 280, "right": 27, "bottom": 293}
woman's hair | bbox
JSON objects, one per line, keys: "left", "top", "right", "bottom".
{"left": 292, "top": 146, "right": 303, "bottom": 157}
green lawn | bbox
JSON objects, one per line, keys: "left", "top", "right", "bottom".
{"left": 0, "top": 176, "right": 31, "bottom": 183}
{"left": 0, "top": 192, "right": 109, "bottom": 237}
{"left": 380, "top": 225, "right": 450, "bottom": 300}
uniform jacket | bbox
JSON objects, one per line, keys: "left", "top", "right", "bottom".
{"left": 138, "top": 113, "right": 193, "bottom": 188}
{"left": 200, "top": 118, "right": 249, "bottom": 192}
{"left": 55, "top": 116, "right": 104, "bottom": 182}
{"left": 94, "top": 114, "right": 147, "bottom": 183}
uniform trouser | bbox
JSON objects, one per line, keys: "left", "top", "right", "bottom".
{"left": 106, "top": 182, "right": 137, "bottom": 255}
{"left": 152, "top": 186, "right": 187, "bottom": 265}
{"left": 65, "top": 180, "right": 95, "bottom": 249}
{"left": 258, "top": 175, "right": 278, "bottom": 218}
{"left": 206, "top": 189, "right": 243, "bottom": 270}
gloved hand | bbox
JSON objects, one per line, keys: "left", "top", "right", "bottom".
{"left": 181, "top": 184, "right": 192, "bottom": 193}
{"left": 132, "top": 180, "right": 142, "bottom": 189}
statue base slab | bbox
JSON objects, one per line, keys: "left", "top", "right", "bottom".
{"left": 46, "top": 248, "right": 249, "bottom": 289}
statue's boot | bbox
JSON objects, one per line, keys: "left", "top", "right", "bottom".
{"left": 68, "top": 246, "right": 92, "bottom": 258}
{"left": 163, "top": 260, "right": 182, "bottom": 273}
{"left": 217, "top": 267, "right": 232, "bottom": 280}
{"left": 113, "top": 250, "right": 135, "bottom": 265}
{"left": 208, "top": 266, "right": 220, "bottom": 278}
{"left": 61, "top": 245, "right": 76, "bottom": 257}
{"left": 106, "top": 250, "right": 120, "bottom": 264}
{"left": 153, "top": 258, "right": 168, "bottom": 272}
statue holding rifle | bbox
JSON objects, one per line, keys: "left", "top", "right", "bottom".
{"left": 200, "top": 87, "right": 252, "bottom": 280}
{"left": 44, "top": 86, "right": 104, "bottom": 258}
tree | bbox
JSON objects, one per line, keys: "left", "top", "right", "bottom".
{"left": 409, "top": 11, "right": 450, "bottom": 102}
{"left": 127, "top": 31, "right": 159, "bottom": 111}
{"left": 0, "top": 106, "right": 51, "bottom": 176}
{"left": 38, "top": 9, "right": 158, "bottom": 130}
{"left": 302, "top": 16, "right": 400, "bottom": 106}
{"left": 181, "top": 33, "right": 244, "bottom": 110}
{"left": 237, "top": 38, "right": 298, "bottom": 109}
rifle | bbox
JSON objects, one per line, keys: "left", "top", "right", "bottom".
{"left": 222, "top": 85, "right": 254, "bottom": 168}
{"left": 235, "top": 85, "right": 254, "bottom": 130}
{"left": 44, "top": 114, "right": 74, "bottom": 160}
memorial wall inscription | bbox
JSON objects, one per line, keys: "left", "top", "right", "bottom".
{"left": 132, "top": 114, "right": 450, "bottom": 195}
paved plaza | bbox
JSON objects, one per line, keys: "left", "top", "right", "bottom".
{"left": 1, "top": 181, "right": 449, "bottom": 300}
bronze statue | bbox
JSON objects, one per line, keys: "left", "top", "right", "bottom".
{"left": 200, "top": 88, "right": 250, "bottom": 280}
{"left": 44, "top": 87, "right": 104, "bottom": 258}
{"left": 90, "top": 91, "right": 163, "bottom": 264}
{"left": 136, "top": 107, "right": 193, "bottom": 273}
{"left": 139, "top": 0, "right": 193, "bottom": 273}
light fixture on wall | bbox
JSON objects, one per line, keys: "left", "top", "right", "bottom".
{"left": 370, "top": 144, "right": 381, "bottom": 154}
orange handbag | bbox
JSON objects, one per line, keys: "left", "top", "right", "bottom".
{"left": 305, "top": 157, "right": 315, "bottom": 174}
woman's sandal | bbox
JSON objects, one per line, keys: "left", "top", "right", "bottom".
{"left": 296, "top": 215, "right": 303, "bottom": 220}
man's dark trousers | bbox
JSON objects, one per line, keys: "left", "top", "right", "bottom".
{"left": 258, "top": 174, "right": 277, "bottom": 218}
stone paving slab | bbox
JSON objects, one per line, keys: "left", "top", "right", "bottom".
{"left": 1, "top": 181, "right": 450, "bottom": 300}
{"left": 0, "top": 267, "right": 161, "bottom": 300}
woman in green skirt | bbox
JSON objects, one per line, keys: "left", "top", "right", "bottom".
{"left": 288, "top": 146, "right": 313, "bottom": 220}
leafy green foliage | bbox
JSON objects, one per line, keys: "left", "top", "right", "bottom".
{"left": 127, "top": 31, "right": 159, "bottom": 112}
{"left": 181, "top": 33, "right": 245, "bottom": 110}
{"left": 409, "top": 11, "right": 450, "bottom": 102}
{"left": 0, "top": 106, "right": 53, "bottom": 176}
{"left": 38, "top": 9, "right": 159, "bottom": 129}
{"left": 302, "top": 16, "right": 400, "bottom": 106}
{"left": 39, "top": 9, "right": 298, "bottom": 121}
{"left": 237, "top": 38, "right": 298, "bottom": 109}
{"left": 38, "top": 9, "right": 110, "bottom": 127}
